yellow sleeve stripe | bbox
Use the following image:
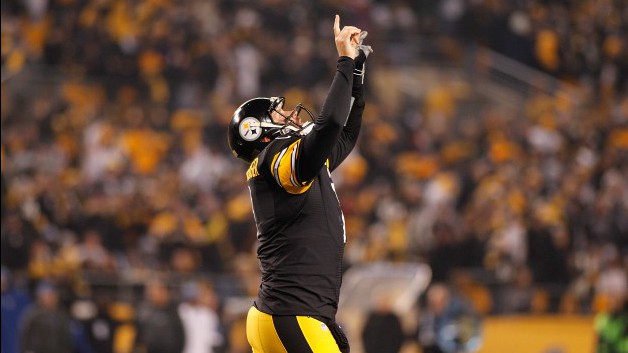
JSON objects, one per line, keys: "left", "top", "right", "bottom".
{"left": 270, "top": 140, "right": 313, "bottom": 194}
{"left": 271, "top": 147, "right": 288, "bottom": 186}
{"left": 246, "top": 157, "right": 260, "bottom": 180}
{"left": 289, "top": 141, "right": 299, "bottom": 187}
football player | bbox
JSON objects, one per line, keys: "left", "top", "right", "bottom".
{"left": 228, "top": 15, "right": 372, "bottom": 353}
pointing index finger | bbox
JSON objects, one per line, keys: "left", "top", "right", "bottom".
{"left": 334, "top": 14, "right": 340, "bottom": 36}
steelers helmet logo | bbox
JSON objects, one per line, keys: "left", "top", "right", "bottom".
{"left": 239, "top": 117, "right": 262, "bottom": 141}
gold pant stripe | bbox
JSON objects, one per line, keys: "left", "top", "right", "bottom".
{"left": 296, "top": 316, "right": 341, "bottom": 352}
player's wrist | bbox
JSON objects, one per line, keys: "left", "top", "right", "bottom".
{"left": 339, "top": 56, "right": 355, "bottom": 63}
{"left": 338, "top": 56, "right": 356, "bottom": 71}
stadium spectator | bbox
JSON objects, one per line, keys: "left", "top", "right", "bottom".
{"left": 361, "top": 292, "right": 405, "bottom": 353}
{"left": 135, "top": 279, "right": 186, "bottom": 353}
{"left": 178, "top": 280, "right": 224, "bottom": 353}
{"left": 19, "top": 280, "right": 73, "bottom": 353}
{"left": 1, "top": 267, "right": 31, "bottom": 353}
{"left": 416, "top": 284, "right": 482, "bottom": 353}
{"left": 594, "top": 270, "right": 627, "bottom": 353}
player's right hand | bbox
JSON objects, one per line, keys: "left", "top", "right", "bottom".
{"left": 334, "top": 15, "right": 361, "bottom": 59}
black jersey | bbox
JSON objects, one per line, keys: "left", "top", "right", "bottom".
{"left": 245, "top": 57, "right": 364, "bottom": 322}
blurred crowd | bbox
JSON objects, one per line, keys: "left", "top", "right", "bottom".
{"left": 1, "top": 0, "right": 627, "bottom": 352}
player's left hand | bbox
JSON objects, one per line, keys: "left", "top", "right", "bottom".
{"left": 354, "top": 31, "right": 373, "bottom": 70}
{"left": 353, "top": 31, "right": 372, "bottom": 84}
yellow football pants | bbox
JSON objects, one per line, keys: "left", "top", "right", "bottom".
{"left": 246, "top": 306, "right": 342, "bottom": 353}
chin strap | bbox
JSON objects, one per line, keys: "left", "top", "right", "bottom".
{"left": 297, "top": 122, "right": 314, "bottom": 136}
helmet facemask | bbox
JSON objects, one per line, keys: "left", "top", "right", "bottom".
{"left": 264, "top": 97, "right": 315, "bottom": 139}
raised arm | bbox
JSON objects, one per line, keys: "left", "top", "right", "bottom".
{"left": 328, "top": 40, "right": 371, "bottom": 171}
{"left": 296, "top": 15, "right": 361, "bottom": 182}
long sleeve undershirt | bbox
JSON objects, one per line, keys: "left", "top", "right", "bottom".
{"left": 297, "top": 56, "right": 364, "bottom": 182}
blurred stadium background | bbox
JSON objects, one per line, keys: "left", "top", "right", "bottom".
{"left": 1, "top": 1, "right": 626, "bottom": 353}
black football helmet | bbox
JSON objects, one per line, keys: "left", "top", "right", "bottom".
{"left": 228, "top": 96, "right": 314, "bottom": 163}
